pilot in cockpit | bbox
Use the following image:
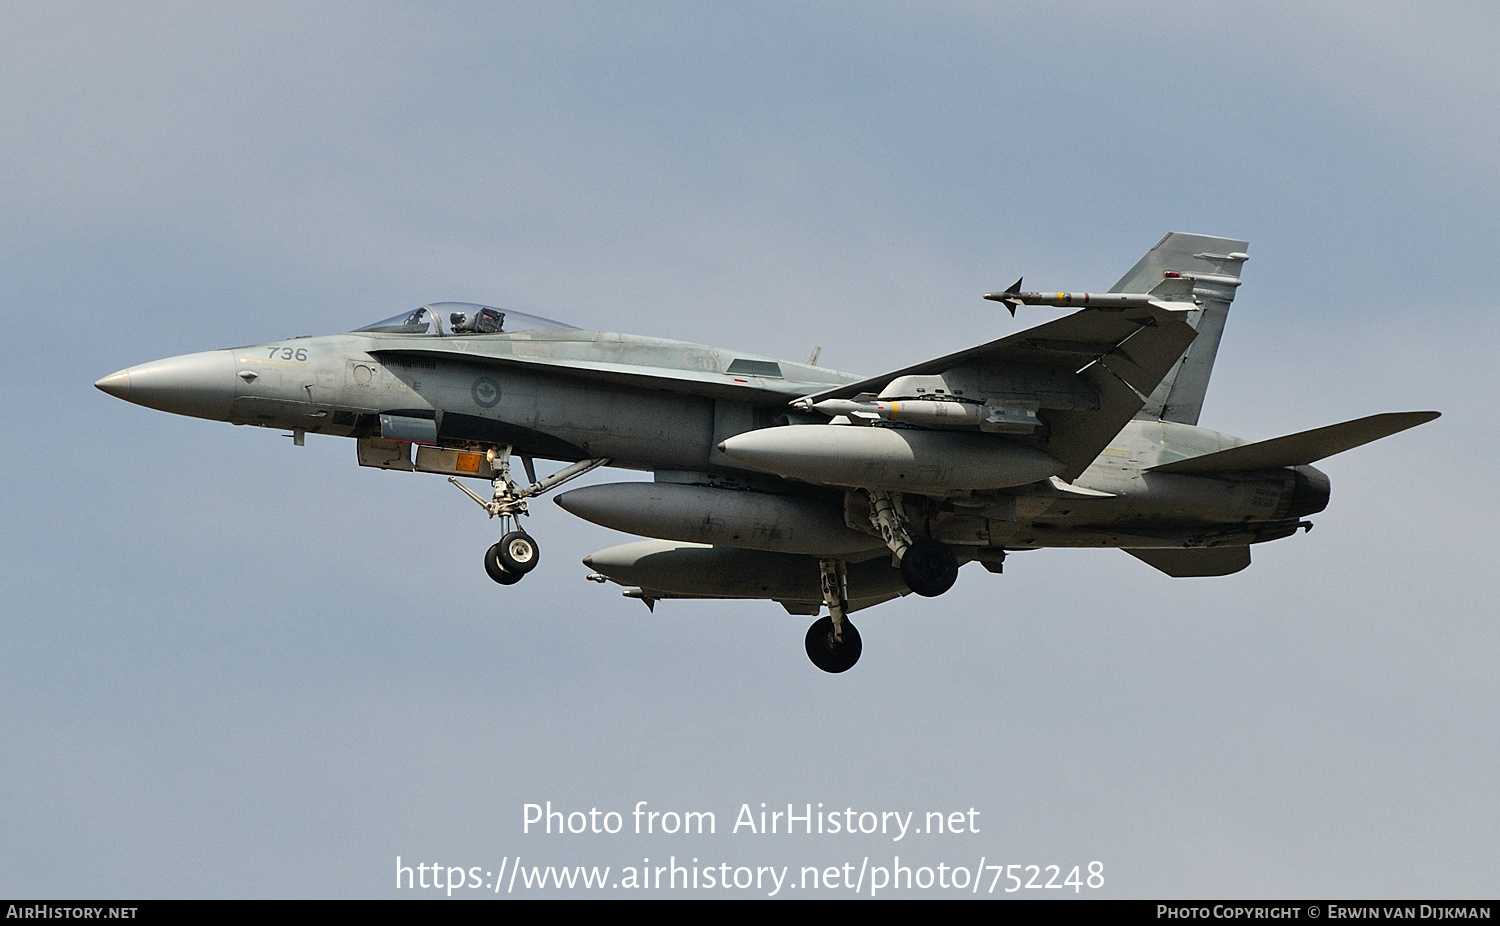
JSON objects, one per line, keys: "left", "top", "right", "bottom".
{"left": 450, "top": 306, "right": 506, "bottom": 334}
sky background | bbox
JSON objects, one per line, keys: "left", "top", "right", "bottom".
{"left": 2, "top": 2, "right": 1496, "bottom": 898}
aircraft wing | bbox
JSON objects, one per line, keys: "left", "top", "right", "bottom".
{"left": 1148, "top": 411, "right": 1441, "bottom": 474}
{"left": 802, "top": 302, "right": 1200, "bottom": 481}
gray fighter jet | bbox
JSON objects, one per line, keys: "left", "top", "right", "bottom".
{"left": 96, "top": 233, "right": 1438, "bottom": 672}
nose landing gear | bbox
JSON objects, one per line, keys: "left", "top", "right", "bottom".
{"left": 449, "top": 446, "right": 609, "bottom": 586}
{"left": 496, "top": 530, "right": 539, "bottom": 574}
{"left": 484, "top": 543, "right": 524, "bottom": 585}
{"left": 484, "top": 530, "right": 539, "bottom": 585}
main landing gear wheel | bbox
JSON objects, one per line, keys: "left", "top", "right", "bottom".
{"left": 900, "top": 538, "right": 959, "bottom": 597}
{"left": 484, "top": 543, "right": 524, "bottom": 585}
{"left": 805, "top": 616, "right": 862, "bottom": 673}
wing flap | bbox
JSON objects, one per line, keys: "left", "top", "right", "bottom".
{"left": 1149, "top": 411, "right": 1440, "bottom": 474}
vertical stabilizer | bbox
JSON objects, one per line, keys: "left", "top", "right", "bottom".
{"left": 1113, "top": 233, "right": 1248, "bottom": 426}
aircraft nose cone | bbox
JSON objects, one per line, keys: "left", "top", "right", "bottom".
{"left": 94, "top": 350, "right": 237, "bottom": 421}
{"left": 94, "top": 369, "right": 131, "bottom": 399}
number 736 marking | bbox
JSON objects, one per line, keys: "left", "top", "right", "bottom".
{"left": 267, "top": 347, "right": 309, "bottom": 361}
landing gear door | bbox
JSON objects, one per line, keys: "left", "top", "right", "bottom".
{"left": 357, "top": 437, "right": 413, "bottom": 471}
{"left": 413, "top": 446, "right": 497, "bottom": 480}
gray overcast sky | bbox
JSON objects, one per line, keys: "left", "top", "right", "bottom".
{"left": 1, "top": 2, "right": 1495, "bottom": 898}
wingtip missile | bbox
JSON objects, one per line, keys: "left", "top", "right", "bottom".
{"left": 980, "top": 277, "right": 1025, "bottom": 316}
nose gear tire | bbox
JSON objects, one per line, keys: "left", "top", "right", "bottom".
{"left": 497, "top": 531, "right": 540, "bottom": 574}
{"left": 485, "top": 543, "right": 524, "bottom": 585}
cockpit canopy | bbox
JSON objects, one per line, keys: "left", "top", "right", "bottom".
{"left": 354, "top": 302, "right": 576, "bottom": 336}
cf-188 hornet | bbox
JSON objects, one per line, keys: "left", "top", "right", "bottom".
{"left": 97, "top": 233, "right": 1438, "bottom": 672}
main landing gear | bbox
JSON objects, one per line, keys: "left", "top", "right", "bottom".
{"left": 803, "top": 491, "right": 963, "bottom": 673}
{"left": 900, "top": 538, "right": 959, "bottom": 598}
{"left": 449, "top": 446, "right": 609, "bottom": 586}
{"left": 805, "top": 614, "right": 862, "bottom": 674}
{"left": 807, "top": 558, "right": 861, "bottom": 673}
{"left": 866, "top": 489, "right": 959, "bottom": 597}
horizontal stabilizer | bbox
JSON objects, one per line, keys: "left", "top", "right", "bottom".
{"left": 1126, "top": 546, "right": 1251, "bottom": 577}
{"left": 1149, "top": 411, "right": 1440, "bottom": 474}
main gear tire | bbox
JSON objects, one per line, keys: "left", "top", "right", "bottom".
{"left": 804, "top": 616, "right": 862, "bottom": 673}
{"left": 497, "top": 531, "right": 540, "bottom": 574}
{"left": 485, "top": 543, "right": 524, "bottom": 585}
{"left": 900, "top": 538, "right": 959, "bottom": 597}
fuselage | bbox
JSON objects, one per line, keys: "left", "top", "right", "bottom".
{"left": 98, "top": 327, "right": 853, "bottom": 469}
{"left": 96, "top": 321, "right": 1329, "bottom": 558}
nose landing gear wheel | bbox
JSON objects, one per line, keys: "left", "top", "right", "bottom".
{"left": 805, "top": 616, "right": 862, "bottom": 673}
{"left": 497, "top": 530, "right": 540, "bottom": 574}
{"left": 900, "top": 538, "right": 959, "bottom": 597}
{"left": 484, "top": 544, "right": 524, "bottom": 585}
